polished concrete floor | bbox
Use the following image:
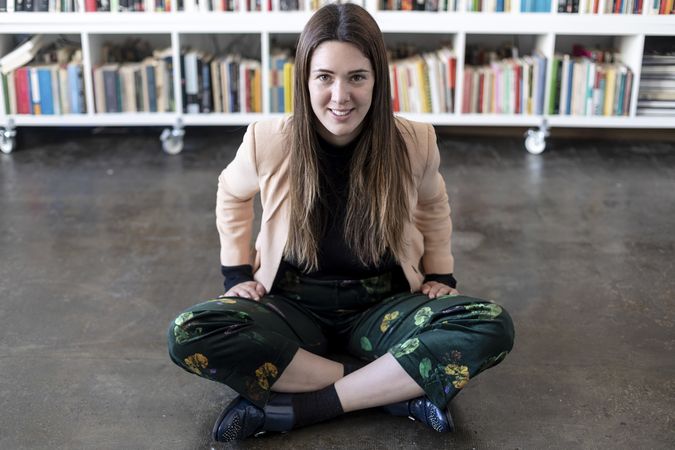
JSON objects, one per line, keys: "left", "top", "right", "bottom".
{"left": 1, "top": 126, "right": 674, "bottom": 450}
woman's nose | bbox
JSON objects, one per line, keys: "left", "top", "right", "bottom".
{"left": 331, "top": 81, "right": 350, "bottom": 104}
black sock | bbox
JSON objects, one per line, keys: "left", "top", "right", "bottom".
{"left": 291, "top": 384, "right": 344, "bottom": 428}
{"left": 343, "top": 362, "right": 364, "bottom": 376}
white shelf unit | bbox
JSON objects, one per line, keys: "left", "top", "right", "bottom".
{"left": 0, "top": 4, "right": 674, "bottom": 154}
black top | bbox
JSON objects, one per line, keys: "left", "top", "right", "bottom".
{"left": 221, "top": 135, "right": 456, "bottom": 291}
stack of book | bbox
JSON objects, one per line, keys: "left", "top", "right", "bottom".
{"left": 0, "top": 0, "right": 172, "bottom": 11}
{"left": 179, "top": 0, "right": 239, "bottom": 11}
{"left": 93, "top": 47, "right": 175, "bottom": 113}
{"left": 644, "top": 0, "right": 675, "bottom": 14}
{"left": 603, "top": 0, "right": 643, "bottom": 13}
{"left": 462, "top": 48, "right": 546, "bottom": 114}
{"left": 196, "top": 52, "right": 262, "bottom": 114}
{"left": 637, "top": 53, "right": 675, "bottom": 116}
{"left": 549, "top": 49, "right": 633, "bottom": 116}
{"left": 1, "top": 37, "right": 86, "bottom": 115}
{"left": 465, "top": 0, "right": 509, "bottom": 11}
{"left": 313, "top": 0, "right": 363, "bottom": 9}
{"left": 380, "top": 0, "right": 454, "bottom": 11}
{"left": 520, "top": 0, "right": 550, "bottom": 12}
{"left": 389, "top": 46, "right": 456, "bottom": 114}
{"left": 269, "top": 49, "right": 294, "bottom": 113}
{"left": 268, "top": 0, "right": 303, "bottom": 11}
{"left": 557, "top": 0, "right": 580, "bottom": 12}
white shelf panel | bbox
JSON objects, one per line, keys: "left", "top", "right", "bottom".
{"left": 399, "top": 113, "right": 542, "bottom": 126}
{"left": 1, "top": 12, "right": 673, "bottom": 35}
{"left": 5, "top": 113, "right": 673, "bottom": 129}
{"left": 9, "top": 113, "right": 179, "bottom": 126}
{"left": 181, "top": 113, "right": 268, "bottom": 126}
{"left": 547, "top": 115, "right": 675, "bottom": 128}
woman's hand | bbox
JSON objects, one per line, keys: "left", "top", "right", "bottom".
{"left": 224, "top": 281, "right": 267, "bottom": 301}
{"left": 421, "top": 281, "right": 459, "bottom": 299}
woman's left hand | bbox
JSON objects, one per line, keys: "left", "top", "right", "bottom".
{"left": 421, "top": 281, "right": 459, "bottom": 299}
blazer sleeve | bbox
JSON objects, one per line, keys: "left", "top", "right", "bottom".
{"left": 216, "top": 122, "right": 261, "bottom": 267}
{"left": 413, "top": 123, "right": 455, "bottom": 275}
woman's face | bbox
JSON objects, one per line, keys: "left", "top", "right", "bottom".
{"left": 308, "top": 40, "right": 374, "bottom": 147}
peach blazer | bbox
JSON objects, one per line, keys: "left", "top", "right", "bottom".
{"left": 215, "top": 116, "right": 454, "bottom": 293}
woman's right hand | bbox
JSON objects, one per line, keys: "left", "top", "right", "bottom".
{"left": 224, "top": 281, "right": 267, "bottom": 301}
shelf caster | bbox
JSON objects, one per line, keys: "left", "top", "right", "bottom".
{"left": 0, "top": 128, "right": 17, "bottom": 155}
{"left": 160, "top": 124, "right": 185, "bottom": 155}
{"left": 524, "top": 120, "right": 549, "bottom": 155}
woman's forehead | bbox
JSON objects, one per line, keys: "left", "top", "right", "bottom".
{"left": 310, "top": 41, "right": 372, "bottom": 70}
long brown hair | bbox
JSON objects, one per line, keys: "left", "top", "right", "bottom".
{"left": 285, "top": 3, "right": 413, "bottom": 271}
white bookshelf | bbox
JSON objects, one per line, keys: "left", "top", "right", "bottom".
{"left": 0, "top": 2, "right": 674, "bottom": 154}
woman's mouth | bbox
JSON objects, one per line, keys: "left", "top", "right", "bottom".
{"left": 329, "top": 108, "right": 354, "bottom": 119}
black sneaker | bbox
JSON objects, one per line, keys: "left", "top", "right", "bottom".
{"left": 382, "top": 396, "right": 455, "bottom": 432}
{"left": 212, "top": 394, "right": 295, "bottom": 442}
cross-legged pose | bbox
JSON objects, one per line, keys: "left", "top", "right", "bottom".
{"left": 168, "top": 3, "right": 514, "bottom": 442}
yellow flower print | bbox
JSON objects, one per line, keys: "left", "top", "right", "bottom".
{"left": 444, "top": 364, "right": 470, "bottom": 389}
{"left": 255, "top": 362, "right": 279, "bottom": 390}
{"left": 184, "top": 353, "right": 209, "bottom": 375}
{"left": 380, "top": 311, "right": 400, "bottom": 333}
{"left": 207, "top": 298, "right": 237, "bottom": 304}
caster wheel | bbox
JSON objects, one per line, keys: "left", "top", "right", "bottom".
{"left": 525, "top": 130, "right": 546, "bottom": 155}
{"left": 160, "top": 128, "right": 185, "bottom": 155}
{"left": 0, "top": 135, "right": 16, "bottom": 154}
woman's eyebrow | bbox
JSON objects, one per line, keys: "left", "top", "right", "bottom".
{"left": 311, "top": 68, "right": 371, "bottom": 74}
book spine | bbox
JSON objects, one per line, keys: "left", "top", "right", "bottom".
{"left": 38, "top": 68, "right": 54, "bottom": 115}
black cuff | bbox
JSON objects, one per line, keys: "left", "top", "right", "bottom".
{"left": 221, "top": 264, "right": 254, "bottom": 292}
{"left": 423, "top": 273, "right": 457, "bottom": 289}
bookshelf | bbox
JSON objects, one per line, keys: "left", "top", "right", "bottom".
{"left": 0, "top": 1, "right": 674, "bottom": 154}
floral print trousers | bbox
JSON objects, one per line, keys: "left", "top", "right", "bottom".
{"left": 167, "top": 265, "right": 514, "bottom": 409}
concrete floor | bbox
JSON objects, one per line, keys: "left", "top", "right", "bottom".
{"left": 1, "top": 126, "right": 673, "bottom": 450}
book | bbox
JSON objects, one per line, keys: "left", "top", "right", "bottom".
{"left": 0, "top": 35, "right": 45, "bottom": 75}
{"left": 37, "top": 66, "right": 54, "bottom": 115}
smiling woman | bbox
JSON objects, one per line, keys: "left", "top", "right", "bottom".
{"left": 167, "top": 2, "right": 515, "bottom": 443}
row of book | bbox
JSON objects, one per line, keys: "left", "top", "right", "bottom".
{"left": 92, "top": 49, "right": 263, "bottom": 113}
{"left": 637, "top": 53, "right": 675, "bottom": 116}
{"left": 0, "top": 0, "right": 171, "bottom": 11}
{"left": 180, "top": 0, "right": 248, "bottom": 11}
{"left": 390, "top": 47, "right": 456, "bottom": 113}
{"left": 601, "top": 0, "right": 644, "bottom": 14}
{"left": 464, "top": 0, "right": 510, "bottom": 11}
{"left": 644, "top": 0, "right": 675, "bottom": 13}
{"left": 2, "top": 38, "right": 671, "bottom": 116}
{"left": 180, "top": 51, "right": 262, "bottom": 113}
{"left": 1, "top": 38, "right": 88, "bottom": 114}
{"left": 549, "top": 54, "right": 633, "bottom": 116}
{"left": 380, "top": 0, "right": 455, "bottom": 10}
{"left": 2, "top": 0, "right": 672, "bottom": 10}
{"left": 3, "top": 60, "right": 86, "bottom": 115}
{"left": 557, "top": 0, "right": 580, "bottom": 11}
{"left": 269, "top": 49, "right": 294, "bottom": 113}
{"left": 462, "top": 51, "right": 547, "bottom": 114}
{"left": 93, "top": 48, "right": 175, "bottom": 113}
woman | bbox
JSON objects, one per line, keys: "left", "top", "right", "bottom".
{"left": 168, "top": 3, "right": 514, "bottom": 443}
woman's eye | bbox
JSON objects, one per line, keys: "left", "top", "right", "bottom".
{"left": 318, "top": 74, "right": 330, "bottom": 82}
{"left": 352, "top": 74, "right": 365, "bottom": 82}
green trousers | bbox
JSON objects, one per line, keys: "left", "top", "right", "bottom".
{"left": 168, "top": 265, "right": 514, "bottom": 408}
